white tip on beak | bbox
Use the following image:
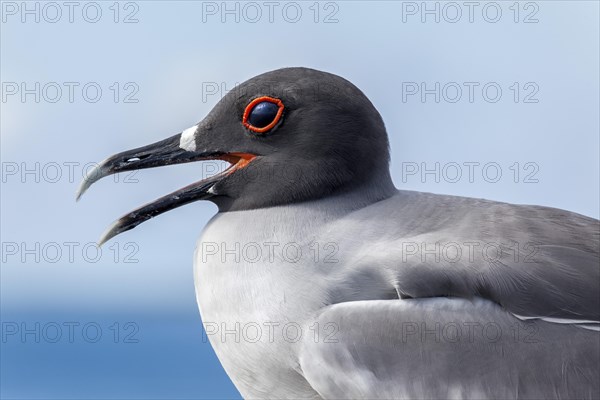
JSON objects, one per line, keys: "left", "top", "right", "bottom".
{"left": 75, "top": 161, "right": 109, "bottom": 201}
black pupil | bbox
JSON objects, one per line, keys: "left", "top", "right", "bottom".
{"left": 248, "top": 101, "right": 279, "bottom": 128}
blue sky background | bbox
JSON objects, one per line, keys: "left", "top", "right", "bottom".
{"left": 1, "top": 1, "right": 599, "bottom": 399}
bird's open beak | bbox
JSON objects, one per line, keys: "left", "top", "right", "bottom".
{"left": 76, "top": 131, "right": 255, "bottom": 246}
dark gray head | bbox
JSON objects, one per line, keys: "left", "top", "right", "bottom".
{"left": 77, "top": 67, "right": 395, "bottom": 244}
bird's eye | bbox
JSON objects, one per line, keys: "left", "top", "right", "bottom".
{"left": 243, "top": 96, "right": 284, "bottom": 133}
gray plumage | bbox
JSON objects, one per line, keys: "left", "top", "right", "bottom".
{"left": 78, "top": 67, "right": 600, "bottom": 399}
{"left": 196, "top": 188, "right": 599, "bottom": 399}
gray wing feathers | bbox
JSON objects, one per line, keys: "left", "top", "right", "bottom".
{"left": 395, "top": 244, "right": 599, "bottom": 320}
{"left": 299, "top": 299, "right": 600, "bottom": 399}
{"left": 298, "top": 193, "right": 599, "bottom": 399}
{"left": 361, "top": 193, "right": 600, "bottom": 321}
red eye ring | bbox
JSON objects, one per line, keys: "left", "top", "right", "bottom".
{"left": 242, "top": 96, "right": 284, "bottom": 133}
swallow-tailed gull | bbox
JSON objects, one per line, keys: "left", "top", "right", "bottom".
{"left": 77, "top": 67, "right": 599, "bottom": 399}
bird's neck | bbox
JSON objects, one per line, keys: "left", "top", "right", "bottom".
{"left": 213, "top": 155, "right": 398, "bottom": 214}
{"left": 268, "top": 172, "right": 397, "bottom": 231}
{"left": 319, "top": 169, "right": 397, "bottom": 214}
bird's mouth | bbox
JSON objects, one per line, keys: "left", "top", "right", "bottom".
{"left": 76, "top": 132, "right": 256, "bottom": 245}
